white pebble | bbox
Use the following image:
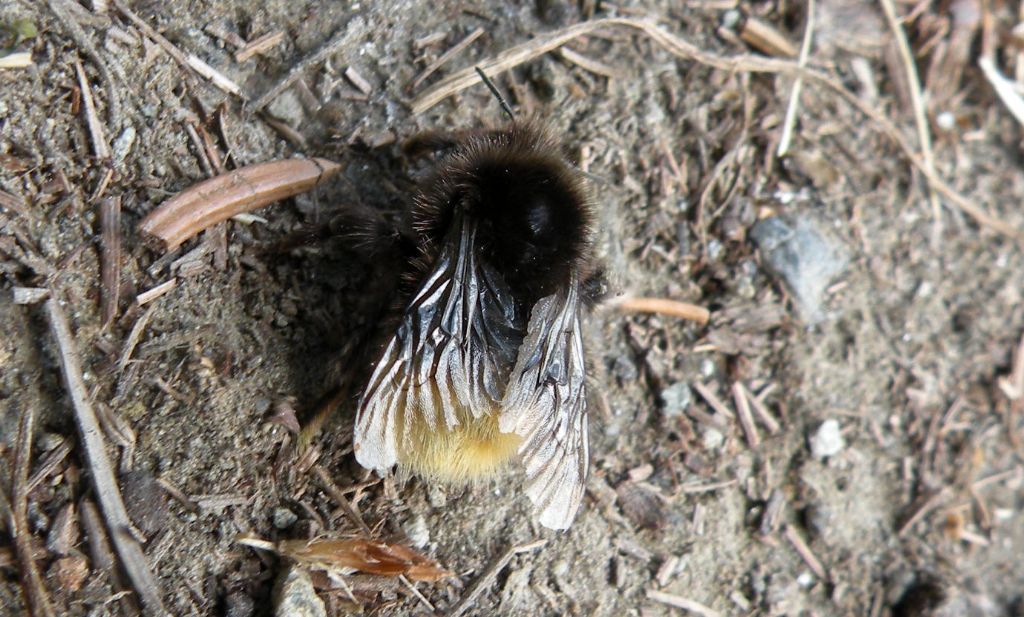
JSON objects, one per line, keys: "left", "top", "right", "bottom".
{"left": 809, "top": 419, "right": 845, "bottom": 459}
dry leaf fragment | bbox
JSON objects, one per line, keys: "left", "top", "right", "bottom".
{"left": 240, "top": 536, "right": 451, "bottom": 583}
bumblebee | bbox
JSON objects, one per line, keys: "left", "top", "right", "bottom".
{"left": 353, "top": 122, "right": 598, "bottom": 530}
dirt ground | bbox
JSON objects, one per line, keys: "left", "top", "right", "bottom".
{"left": 3, "top": 0, "right": 1024, "bottom": 615}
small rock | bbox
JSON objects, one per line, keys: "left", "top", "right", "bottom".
{"left": 272, "top": 507, "right": 298, "bottom": 530}
{"left": 750, "top": 215, "right": 848, "bottom": 324}
{"left": 274, "top": 566, "right": 325, "bottom": 617}
{"left": 659, "top": 382, "right": 692, "bottom": 417}
{"left": 427, "top": 484, "right": 447, "bottom": 509}
{"left": 265, "top": 89, "right": 305, "bottom": 128}
{"left": 809, "top": 419, "right": 845, "bottom": 459}
{"left": 702, "top": 427, "right": 725, "bottom": 451}
{"left": 112, "top": 125, "right": 136, "bottom": 166}
{"left": 403, "top": 514, "right": 429, "bottom": 548}
{"left": 46, "top": 503, "right": 79, "bottom": 555}
{"left": 121, "top": 471, "right": 167, "bottom": 536}
{"left": 616, "top": 482, "right": 666, "bottom": 530}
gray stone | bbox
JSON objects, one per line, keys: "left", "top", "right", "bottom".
{"left": 274, "top": 566, "right": 325, "bottom": 617}
{"left": 659, "top": 382, "right": 692, "bottom": 417}
{"left": 750, "top": 215, "right": 848, "bottom": 324}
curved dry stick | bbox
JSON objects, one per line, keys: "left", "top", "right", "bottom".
{"left": 139, "top": 158, "right": 341, "bottom": 251}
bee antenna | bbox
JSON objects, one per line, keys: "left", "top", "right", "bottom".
{"left": 474, "top": 66, "right": 515, "bottom": 122}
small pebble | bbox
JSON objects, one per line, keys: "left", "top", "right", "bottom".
{"left": 659, "top": 382, "right": 692, "bottom": 417}
{"left": 274, "top": 566, "right": 325, "bottom": 617}
{"left": 272, "top": 507, "right": 298, "bottom": 530}
{"left": 121, "top": 471, "right": 168, "bottom": 535}
{"left": 403, "top": 514, "right": 429, "bottom": 548}
{"left": 809, "top": 419, "right": 845, "bottom": 459}
{"left": 702, "top": 427, "right": 725, "bottom": 451}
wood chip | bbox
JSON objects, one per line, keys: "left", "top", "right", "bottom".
{"left": 0, "top": 51, "right": 33, "bottom": 68}
{"left": 99, "top": 196, "right": 121, "bottom": 328}
{"left": 0, "top": 189, "right": 38, "bottom": 220}
{"left": 12, "top": 287, "right": 50, "bottom": 305}
{"left": 74, "top": 60, "right": 110, "bottom": 159}
{"left": 235, "top": 30, "right": 285, "bottom": 62}
{"left": 136, "top": 278, "right": 176, "bottom": 305}
{"left": 731, "top": 381, "right": 761, "bottom": 448}
{"left": 732, "top": 13, "right": 798, "bottom": 57}
{"left": 344, "top": 66, "right": 373, "bottom": 95}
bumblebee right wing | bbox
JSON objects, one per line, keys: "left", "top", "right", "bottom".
{"left": 353, "top": 216, "right": 520, "bottom": 471}
{"left": 500, "top": 272, "right": 589, "bottom": 530}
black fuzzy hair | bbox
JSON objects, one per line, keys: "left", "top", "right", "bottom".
{"left": 409, "top": 122, "right": 593, "bottom": 307}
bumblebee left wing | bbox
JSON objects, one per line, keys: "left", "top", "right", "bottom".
{"left": 354, "top": 216, "right": 521, "bottom": 472}
{"left": 500, "top": 272, "right": 589, "bottom": 530}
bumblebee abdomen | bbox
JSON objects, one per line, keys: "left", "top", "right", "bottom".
{"left": 398, "top": 410, "right": 522, "bottom": 481}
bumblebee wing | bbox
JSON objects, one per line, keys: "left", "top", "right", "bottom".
{"left": 354, "top": 217, "right": 521, "bottom": 471}
{"left": 500, "top": 273, "right": 588, "bottom": 530}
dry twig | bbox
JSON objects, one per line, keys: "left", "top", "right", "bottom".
{"left": 42, "top": 296, "right": 166, "bottom": 614}
{"left": 776, "top": 0, "right": 815, "bottom": 157}
{"left": 48, "top": 0, "right": 122, "bottom": 129}
{"left": 879, "top": 0, "right": 942, "bottom": 225}
{"left": 6, "top": 400, "right": 56, "bottom": 617}
{"left": 615, "top": 297, "right": 711, "bottom": 325}
{"left": 646, "top": 589, "right": 720, "bottom": 617}
{"left": 235, "top": 31, "right": 285, "bottom": 63}
{"left": 136, "top": 279, "right": 176, "bottom": 305}
{"left": 783, "top": 524, "right": 828, "bottom": 581}
{"left": 731, "top": 382, "right": 761, "bottom": 448}
{"left": 692, "top": 382, "right": 736, "bottom": 419}
{"left": 898, "top": 488, "right": 951, "bottom": 537}
{"left": 559, "top": 46, "right": 623, "bottom": 78}
{"left": 251, "top": 29, "right": 351, "bottom": 110}
{"left": 74, "top": 60, "right": 110, "bottom": 160}
{"left": 408, "top": 27, "right": 485, "bottom": 92}
{"left": 979, "top": 56, "right": 1024, "bottom": 127}
{"left": 448, "top": 540, "right": 547, "bottom": 617}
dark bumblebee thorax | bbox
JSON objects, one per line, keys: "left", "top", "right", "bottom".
{"left": 410, "top": 123, "right": 592, "bottom": 309}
